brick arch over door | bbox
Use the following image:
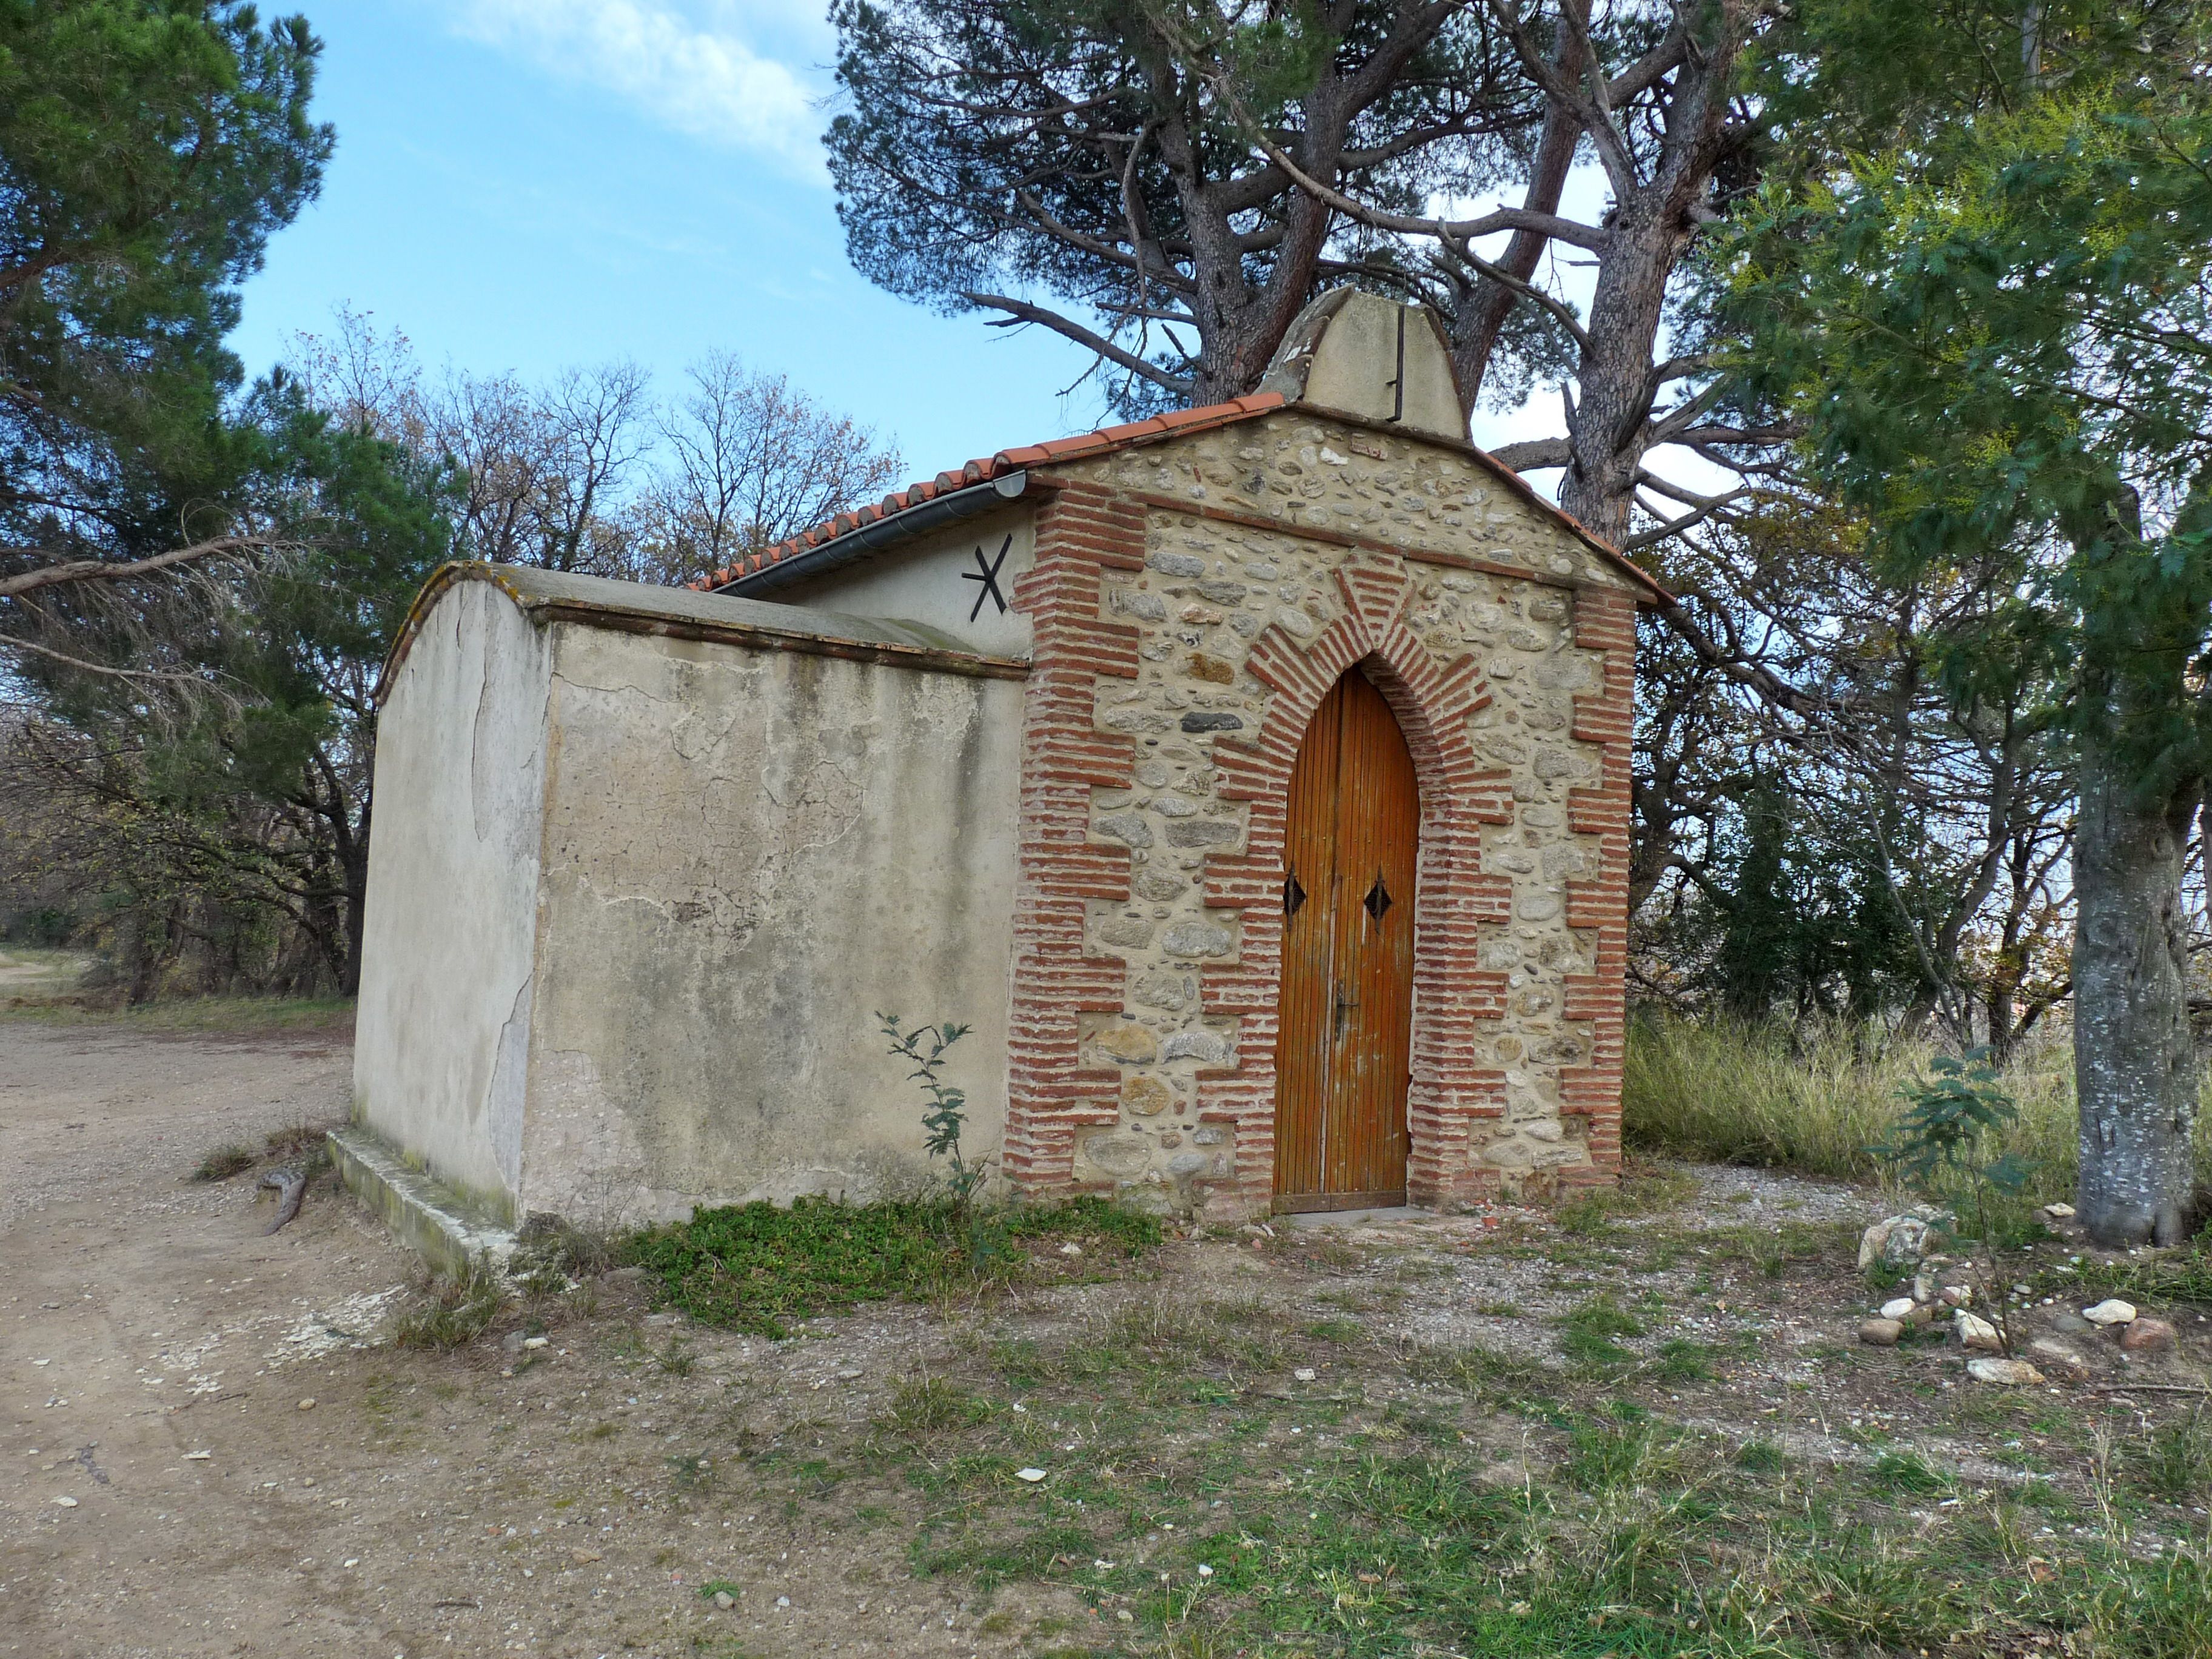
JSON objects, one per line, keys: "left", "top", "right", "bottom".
{"left": 1199, "top": 555, "right": 1517, "bottom": 1211}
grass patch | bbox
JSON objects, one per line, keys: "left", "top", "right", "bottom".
{"left": 190, "top": 1144, "right": 256, "bottom": 1182}
{"left": 1868, "top": 1449, "right": 1945, "bottom": 1495}
{"left": 0, "top": 945, "right": 90, "bottom": 1001}
{"left": 0, "top": 987, "right": 354, "bottom": 1033}
{"left": 887, "top": 1407, "right": 2212, "bottom": 1658}
{"left": 622, "top": 1195, "right": 1159, "bottom": 1338}
{"left": 2130, "top": 1408, "right": 2212, "bottom": 1506}
{"left": 1734, "top": 1438, "right": 1786, "bottom": 1472}
{"left": 1553, "top": 1159, "right": 1701, "bottom": 1236}
{"left": 388, "top": 1267, "right": 503, "bottom": 1350}
{"left": 1555, "top": 1296, "right": 1643, "bottom": 1370}
{"left": 1618, "top": 1013, "right": 2212, "bottom": 1210}
{"left": 1648, "top": 1338, "right": 1714, "bottom": 1382}
{"left": 2065, "top": 1244, "right": 2212, "bottom": 1308}
{"left": 694, "top": 1268, "right": 2212, "bottom": 1659}
{"left": 1002, "top": 1193, "right": 1160, "bottom": 1256}
{"left": 190, "top": 1122, "right": 333, "bottom": 1184}
{"left": 875, "top": 1376, "right": 997, "bottom": 1438}
{"left": 260, "top": 1122, "right": 328, "bottom": 1162}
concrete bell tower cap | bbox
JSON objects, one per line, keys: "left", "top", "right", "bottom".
{"left": 1256, "top": 289, "right": 1467, "bottom": 441}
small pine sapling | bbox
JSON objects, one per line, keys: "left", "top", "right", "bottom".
{"left": 1872, "top": 1048, "right": 2034, "bottom": 1238}
{"left": 1871, "top": 1047, "right": 2037, "bottom": 1352}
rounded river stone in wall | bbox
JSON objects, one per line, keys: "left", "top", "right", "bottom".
{"left": 1081, "top": 1131, "right": 1152, "bottom": 1179}
{"left": 1163, "top": 1030, "right": 1233, "bottom": 1064}
{"left": 1163, "top": 922, "right": 1235, "bottom": 957}
{"left": 1096, "top": 811, "right": 1153, "bottom": 847}
{"left": 1124, "top": 1074, "right": 1174, "bottom": 1116}
{"left": 1093, "top": 1023, "right": 1159, "bottom": 1063}
{"left": 1180, "top": 712, "right": 1244, "bottom": 732}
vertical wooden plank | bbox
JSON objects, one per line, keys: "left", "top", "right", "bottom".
{"left": 1273, "top": 674, "right": 1346, "bottom": 1199}
{"left": 1327, "top": 671, "right": 1416, "bottom": 1199}
{"left": 1274, "top": 666, "right": 1415, "bottom": 1209}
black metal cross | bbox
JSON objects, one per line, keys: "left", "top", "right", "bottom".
{"left": 961, "top": 534, "right": 1012, "bottom": 623}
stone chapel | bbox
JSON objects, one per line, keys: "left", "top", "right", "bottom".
{"left": 346, "top": 290, "right": 1660, "bottom": 1235}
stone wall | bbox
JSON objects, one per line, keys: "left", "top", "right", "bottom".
{"left": 1003, "top": 409, "right": 1638, "bottom": 1215}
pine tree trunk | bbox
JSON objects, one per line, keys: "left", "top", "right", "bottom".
{"left": 1553, "top": 214, "right": 1674, "bottom": 551}
{"left": 2073, "top": 751, "right": 2198, "bottom": 1246}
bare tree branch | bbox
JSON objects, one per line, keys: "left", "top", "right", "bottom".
{"left": 1, "top": 535, "right": 274, "bottom": 602}
{"left": 965, "top": 290, "right": 1195, "bottom": 395}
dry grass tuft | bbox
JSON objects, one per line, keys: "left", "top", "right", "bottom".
{"left": 190, "top": 1144, "right": 256, "bottom": 1182}
{"left": 1618, "top": 1014, "right": 2212, "bottom": 1207}
{"left": 387, "top": 1264, "right": 503, "bottom": 1351}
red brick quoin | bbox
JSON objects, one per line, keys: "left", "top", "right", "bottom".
{"left": 1557, "top": 583, "right": 1636, "bottom": 1190}
{"left": 1002, "top": 483, "right": 1632, "bottom": 1213}
{"left": 999, "top": 480, "right": 1143, "bottom": 1191}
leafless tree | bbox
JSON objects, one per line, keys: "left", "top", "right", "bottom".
{"left": 287, "top": 311, "right": 653, "bottom": 577}
{"left": 630, "top": 354, "right": 904, "bottom": 587}
{"left": 526, "top": 364, "right": 655, "bottom": 575}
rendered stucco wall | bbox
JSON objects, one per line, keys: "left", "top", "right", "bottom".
{"left": 767, "top": 506, "right": 1036, "bottom": 658}
{"left": 516, "top": 625, "right": 1023, "bottom": 1227}
{"left": 353, "top": 578, "right": 551, "bottom": 1220}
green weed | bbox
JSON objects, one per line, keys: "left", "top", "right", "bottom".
{"left": 1555, "top": 1296, "right": 1643, "bottom": 1370}
{"left": 1868, "top": 1449, "right": 1945, "bottom": 1495}
{"left": 655, "top": 1333, "right": 696, "bottom": 1376}
{"left": 875, "top": 1376, "right": 995, "bottom": 1438}
{"left": 622, "top": 1194, "right": 1158, "bottom": 1338}
{"left": 2131, "top": 1409, "right": 2212, "bottom": 1506}
{"left": 1734, "top": 1438, "right": 1786, "bottom": 1472}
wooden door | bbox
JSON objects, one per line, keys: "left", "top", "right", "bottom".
{"left": 1273, "top": 667, "right": 1418, "bottom": 1212}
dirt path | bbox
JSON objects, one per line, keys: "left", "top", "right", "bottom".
{"left": 0, "top": 1017, "right": 1083, "bottom": 1659}
{"left": 0, "top": 1022, "right": 1114, "bottom": 1654}
{"left": 0, "top": 1015, "right": 423, "bottom": 1657}
{"left": 7, "top": 1016, "right": 2210, "bottom": 1658}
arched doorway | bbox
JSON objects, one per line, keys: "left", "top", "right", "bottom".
{"left": 1273, "top": 665, "right": 1418, "bottom": 1211}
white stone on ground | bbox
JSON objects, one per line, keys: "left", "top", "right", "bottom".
{"left": 1966, "top": 1358, "right": 2045, "bottom": 1386}
{"left": 1954, "top": 1311, "right": 2003, "bottom": 1352}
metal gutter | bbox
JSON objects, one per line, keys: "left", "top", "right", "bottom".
{"left": 720, "top": 470, "right": 1030, "bottom": 597}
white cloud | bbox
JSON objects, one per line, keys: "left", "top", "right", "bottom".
{"left": 449, "top": 0, "right": 828, "bottom": 178}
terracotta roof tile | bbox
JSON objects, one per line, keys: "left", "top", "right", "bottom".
{"left": 686, "top": 394, "right": 1290, "bottom": 592}
{"left": 690, "top": 390, "right": 1664, "bottom": 602}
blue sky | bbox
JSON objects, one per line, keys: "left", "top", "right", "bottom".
{"left": 230, "top": 0, "right": 1118, "bottom": 479}
{"left": 231, "top": 0, "right": 1565, "bottom": 484}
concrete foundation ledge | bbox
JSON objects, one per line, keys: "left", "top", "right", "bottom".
{"left": 329, "top": 1126, "right": 518, "bottom": 1281}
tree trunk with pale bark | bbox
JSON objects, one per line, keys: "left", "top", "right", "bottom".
{"left": 2073, "top": 748, "right": 2199, "bottom": 1246}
